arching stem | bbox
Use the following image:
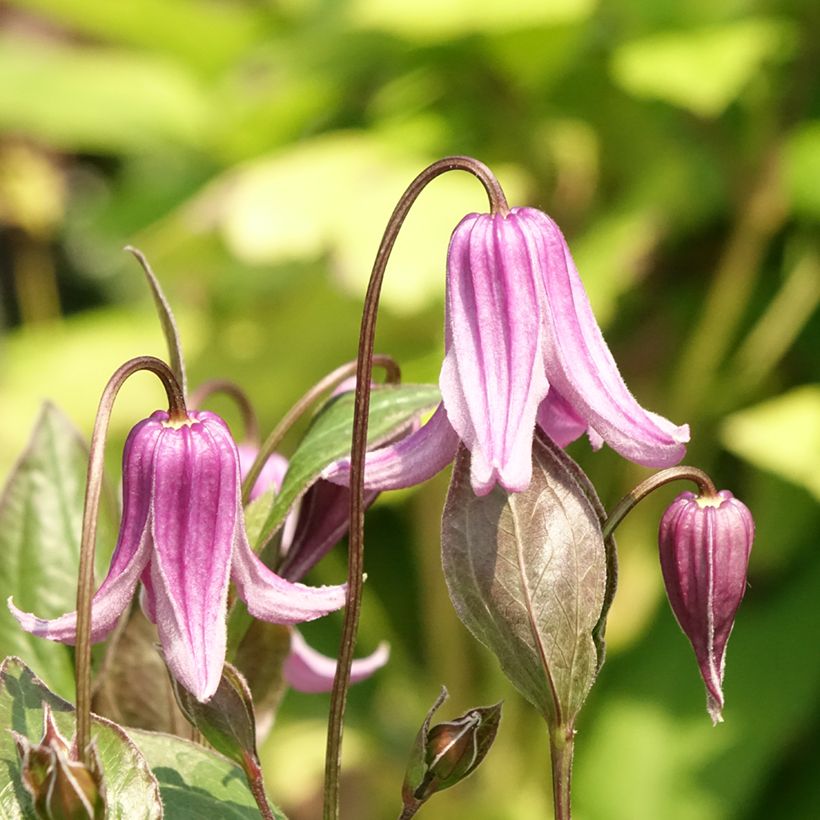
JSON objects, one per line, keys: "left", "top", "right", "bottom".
{"left": 323, "top": 156, "right": 510, "bottom": 819}
{"left": 74, "top": 355, "right": 185, "bottom": 762}
{"left": 602, "top": 466, "right": 718, "bottom": 541}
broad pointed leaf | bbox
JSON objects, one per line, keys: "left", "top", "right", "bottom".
{"left": 441, "top": 437, "right": 607, "bottom": 728}
{"left": 0, "top": 403, "right": 117, "bottom": 699}
{"left": 0, "top": 656, "right": 162, "bottom": 818}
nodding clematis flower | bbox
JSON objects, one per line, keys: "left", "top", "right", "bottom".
{"left": 238, "top": 445, "right": 389, "bottom": 693}
{"left": 9, "top": 410, "right": 347, "bottom": 702}
{"left": 324, "top": 208, "right": 689, "bottom": 496}
{"left": 659, "top": 489, "right": 754, "bottom": 724}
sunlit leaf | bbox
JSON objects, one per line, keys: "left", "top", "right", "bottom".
{"left": 611, "top": 19, "right": 796, "bottom": 116}
{"left": 720, "top": 385, "right": 820, "bottom": 501}
{"left": 0, "top": 657, "right": 162, "bottom": 819}
{"left": 0, "top": 404, "right": 117, "bottom": 700}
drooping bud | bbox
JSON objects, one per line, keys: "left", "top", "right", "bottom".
{"left": 402, "top": 687, "right": 501, "bottom": 813}
{"left": 13, "top": 705, "right": 106, "bottom": 819}
{"left": 659, "top": 489, "right": 754, "bottom": 724}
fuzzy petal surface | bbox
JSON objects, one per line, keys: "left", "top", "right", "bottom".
{"left": 149, "top": 412, "right": 236, "bottom": 701}
{"left": 283, "top": 629, "right": 390, "bottom": 693}
{"left": 515, "top": 208, "right": 689, "bottom": 467}
{"left": 8, "top": 415, "right": 160, "bottom": 644}
{"left": 323, "top": 403, "right": 458, "bottom": 491}
{"left": 440, "top": 213, "right": 548, "bottom": 494}
{"left": 659, "top": 490, "right": 754, "bottom": 723}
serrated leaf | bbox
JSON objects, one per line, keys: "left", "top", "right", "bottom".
{"left": 130, "top": 731, "right": 287, "bottom": 819}
{"left": 252, "top": 383, "right": 440, "bottom": 552}
{"left": 0, "top": 656, "right": 162, "bottom": 819}
{"left": 0, "top": 403, "right": 117, "bottom": 700}
{"left": 441, "top": 437, "right": 607, "bottom": 729}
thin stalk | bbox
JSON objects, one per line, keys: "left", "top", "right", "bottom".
{"left": 74, "top": 356, "right": 185, "bottom": 763}
{"left": 602, "top": 466, "right": 718, "bottom": 542}
{"left": 190, "top": 379, "right": 261, "bottom": 445}
{"left": 243, "top": 752, "right": 275, "bottom": 820}
{"left": 323, "top": 156, "right": 510, "bottom": 819}
{"left": 550, "top": 726, "right": 575, "bottom": 820}
{"left": 241, "top": 354, "right": 400, "bottom": 505}
{"left": 398, "top": 801, "right": 423, "bottom": 819}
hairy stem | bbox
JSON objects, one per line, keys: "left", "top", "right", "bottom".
{"left": 602, "top": 466, "right": 718, "bottom": 541}
{"left": 241, "top": 355, "right": 400, "bottom": 505}
{"left": 75, "top": 356, "right": 185, "bottom": 762}
{"left": 323, "top": 156, "right": 510, "bottom": 819}
{"left": 550, "top": 726, "right": 575, "bottom": 820}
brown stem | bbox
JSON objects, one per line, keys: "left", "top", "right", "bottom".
{"left": 74, "top": 356, "right": 185, "bottom": 763}
{"left": 550, "top": 726, "right": 575, "bottom": 820}
{"left": 323, "top": 156, "right": 510, "bottom": 819}
{"left": 190, "top": 379, "right": 260, "bottom": 445}
{"left": 398, "top": 801, "right": 423, "bottom": 820}
{"left": 241, "top": 354, "right": 400, "bottom": 505}
{"left": 602, "top": 466, "right": 718, "bottom": 542}
{"left": 243, "top": 752, "right": 275, "bottom": 820}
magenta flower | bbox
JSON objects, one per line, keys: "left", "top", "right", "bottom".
{"left": 238, "top": 445, "right": 389, "bottom": 692}
{"left": 9, "top": 410, "right": 346, "bottom": 702}
{"left": 325, "top": 208, "right": 689, "bottom": 496}
{"left": 659, "top": 490, "right": 754, "bottom": 723}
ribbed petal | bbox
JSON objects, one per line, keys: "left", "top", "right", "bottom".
{"left": 277, "top": 479, "right": 379, "bottom": 581}
{"left": 8, "top": 415, "right": 160, "bottom": 644}
{"left": 659, "top": 490, "right": 754, "bottom": 723}
{"left": 150, "top": 411, "right": 235, "bottom": 701}
{"left": 516, "top": 208, "right": 689, "bottom": 467}
{"left": 322, "top": 403, "right": 458, "bottom": 490}
{"left": 440, "top": 212, "right": 548, "bottom": 495}
{"left": 283, "top": 629, "right": 390, "bottom": 693}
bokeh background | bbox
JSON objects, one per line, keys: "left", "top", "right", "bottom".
{"left": 1, "top": 1, "right": 818, "bottom": 818}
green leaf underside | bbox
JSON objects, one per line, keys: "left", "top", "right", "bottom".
{"left": 250, "top": 383, "right": 440, "bottom": 551}
{"left": 441, "top": 438, "right": 607, "bottom": 728}
{"left": 0, "top": 656, "right": 162, "bottom": 818}
{"left": 0, "top": 403, "right": 117, "bottom": 700}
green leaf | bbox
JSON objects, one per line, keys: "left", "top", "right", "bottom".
{"left": 610, "top": 19, "right": 796, "bottom": 117}
{"left": 130, "top": 731, "right": 287, "bottom": 819}
{"left": 720, "top": 384, "right": 820, "bottom": 501}
{"left": 441, "top": 436, "right": 607, "bottom": 728}
{"left": 251, "top": 383, "right": 440, "bottom": 552}
{"left": 784, "top": 121, "right": 820, "bottom": 221}
{"left": 0, "top": 656, "right": 162, "bottom": 819}
{"left": 0, "top": 403, "right": 117, "bottom": 700}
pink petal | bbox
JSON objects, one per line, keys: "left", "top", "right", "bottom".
{"left": 149, "top": 413, "right": 236, "bottom": 701}
{"left": 231, "top": 529, "right": 347, "bottom": 626}
{"left": 323, "top": 403, "right": 459, "bottom": 490}
{"left": 237, "top": 445, "right": 289, "bottom": 502}
{"left": 283, "top": 629, "right": 390, "bottom": 693}
{"left": 7, "top": 416, "right": 160, "bottom": 644}
{"left": 440, "top": 213, "right": 548, "bottom": 495}
{"left": 516, "top": 208, "right": 689, "bottom": 467}
{"left": 536, "top": 388, "right": 589, "bottom": 448}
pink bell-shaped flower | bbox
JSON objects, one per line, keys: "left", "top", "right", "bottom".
{"left": 659, "top": 489, "right": 754, "bottom": 723}
{"left": 10, "top": 410, "right": 346, "bottom": 702}
{"left": 325, "top": 207, "right": 689, "bottom": 496}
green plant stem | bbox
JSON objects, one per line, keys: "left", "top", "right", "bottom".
{"left": 241, "top": 354, "right": 400, "bottom": 505}
{"left": 322, "top": 156, "right": 509, "bottom": 820}
{"left": 75, "top": 356, "right": 185, "bottom": 763}
{"left": 602, "top": 466, "right": 718, "bottom": 542}
{"left": 243, "top": 752, "right": 275, "bottom": 820}
{"left": 398, "top": 801, "right": 423, "bottom": 819}
{"left": 549, "top": 726, "right": 575, "bottom": 820}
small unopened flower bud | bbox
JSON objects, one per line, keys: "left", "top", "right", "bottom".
{"left": 659, "top": 489, "right": 754, "bottom": 724}
{"left": 13, "top": 705, "right": 106, "bottom": 819}
{"left": 402, "top": 687, "right": 501, "bottom": 812}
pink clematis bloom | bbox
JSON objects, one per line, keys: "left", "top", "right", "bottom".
{"left": 324, "top": 208, "right": 689, "bottom": 496}
{"left": 9, "top": 410, "right": 347, "bottom": 702}
{"left": 239, "top": 445, "right": 389, "bottom": 692}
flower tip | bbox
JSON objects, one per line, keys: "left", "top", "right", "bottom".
{"left": 707, "top": 693, "right": 725, "bottom": 726}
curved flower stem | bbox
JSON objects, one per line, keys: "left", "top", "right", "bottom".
{"left": 75, "top": 355, "right": 185, "bottom": 763}
{"left": 602, "top": 466, "right": 718, "bottom": 541}
{"left": 241, "top": 354, "right": 401, "bottom": 505}
{"left": 190, "top": 379, "right": 260, "bottom": 445}
{"left": 550, "top": 725, "right": 575, "bottom": 820}
{"left": 323, "top": 156, "right": 510, "bottom": 819}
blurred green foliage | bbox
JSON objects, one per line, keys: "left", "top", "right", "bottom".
{"left": 0, "top": 0, "right": 818, "bottom": 817}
